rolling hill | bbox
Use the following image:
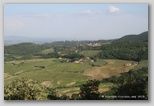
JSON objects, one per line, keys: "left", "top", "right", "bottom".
{"left": 115, "top": 31, "right": 148, "bottom": 42}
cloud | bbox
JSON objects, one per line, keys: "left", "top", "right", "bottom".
{"left": 78, "top": 10, "right": 94, "bottom": 16}
{"left": 108, "top": 6, "right": 120, "bottom": 13}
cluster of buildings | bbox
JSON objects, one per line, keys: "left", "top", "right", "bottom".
{"left": 80, "top": 43, "right": 102, "bottom": 47}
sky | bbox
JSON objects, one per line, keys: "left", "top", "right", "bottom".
{"left": 4, "top": 4, "right": 148, "bottom": 41}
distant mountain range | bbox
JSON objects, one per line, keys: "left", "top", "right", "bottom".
{"left": 4, "top": 31, "right": 148, "bottom": 45}
{"left": 4, "top": 36, "right": 56, "bottom": 45}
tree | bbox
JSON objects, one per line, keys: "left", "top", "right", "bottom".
{"left": 4, "top": 78, "right": 46, "bottom": 100}
{"left": 71, "top": 94, "right": 80, "bottom": 100}
{"left": 79, "top": 80, "right": 100, "bottom": 100}
{"left": 46, "top": 88, "right": 58, "bottom": 100}
{"left": 110, "top": 68, "right": 148, "bottom": 100}
{"left": 63, "top": 53, "right": 84, "bottom": 60}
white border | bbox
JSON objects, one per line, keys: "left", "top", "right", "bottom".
{"left": 0, "top": 0, "right": 153, "bottom": 106}
{"left": 2, "top": 0, "right": 152, "bottom": 3}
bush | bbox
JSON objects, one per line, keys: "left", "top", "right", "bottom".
{"left": 4, "top": 78, "right": 46, "bottom": 100}
{"left": 63, "top": 53, "right": 84, "bottom": 59}
{"left": 79, "top": 79, "right": 100, "bottom": 100}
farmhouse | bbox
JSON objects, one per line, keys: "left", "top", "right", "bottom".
{"left": 124, "top": 63, "right": 132, "bottom": 67}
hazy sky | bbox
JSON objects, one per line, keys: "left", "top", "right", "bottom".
{"left": 4, "top": 4, "right": 148, "bottom": 40}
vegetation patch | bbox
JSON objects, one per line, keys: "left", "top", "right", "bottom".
{"left": 80, "top": 50, "right": 101, "bottom": 57}
{"left": 39, "top": 48, "right": 54, "bottom": 54}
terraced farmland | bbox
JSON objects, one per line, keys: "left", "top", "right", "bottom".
{"left": 4, "top": 58, "right": 138, "bottom": 96}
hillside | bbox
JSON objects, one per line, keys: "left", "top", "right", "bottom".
{"left": 4, "top": 43, "right": 45, "bottom": 55}
{"left": 115, "top": 31, "right": 148, "bottom": 42}
{"left": 99, "top": 41, "right": 148, "bottom": 61}
{"left": 4, "top": 31, "right": 148, "bottom": 61}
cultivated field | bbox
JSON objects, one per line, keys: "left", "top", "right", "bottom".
{"left": 83, "top": 59, "right": 137, "bottom": 80}
{"left": 4, "top": 58, "right": 140, "bottom": 96}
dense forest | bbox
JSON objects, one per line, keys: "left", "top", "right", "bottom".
{"left": 98, "top": 41, "right": 148, "bottom": 61}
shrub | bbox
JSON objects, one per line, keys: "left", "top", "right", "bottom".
{"left": 4, "top": 78, "right": 46, "bottom": 100}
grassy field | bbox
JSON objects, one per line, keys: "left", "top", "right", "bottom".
{"left": 80, "top": 50, "right": 101, "bottom": 57}
{"left": 39, "top": 48, "right": 55, "bottom": 54}
{"left": 4, "top": 58, "right": 140, "bottom": 96}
